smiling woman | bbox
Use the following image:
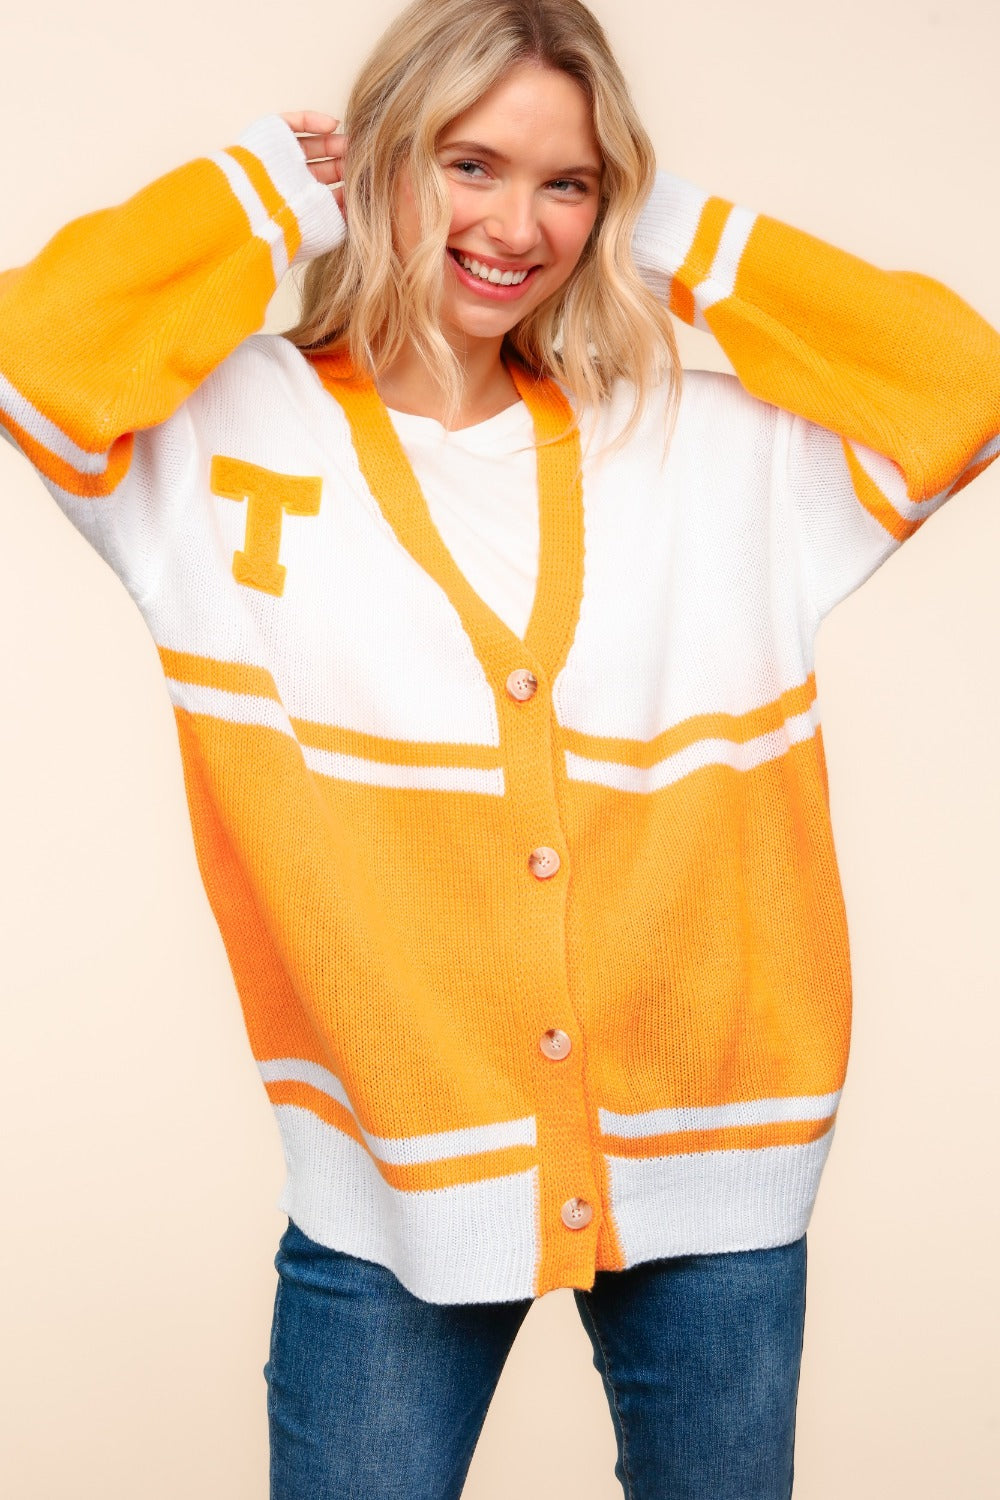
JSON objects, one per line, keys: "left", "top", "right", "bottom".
{"left": 381, "top": 64, "right": 605, "bottom": 418}
{"left": 1, "top": 0, "right": 999, "bottom": 1497}
{"left": 283, "top": 0, "right": 680, "bottom": 435}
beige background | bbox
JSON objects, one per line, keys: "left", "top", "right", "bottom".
{"left": 1, "top": 1, "right": 997, "bottom": 1494}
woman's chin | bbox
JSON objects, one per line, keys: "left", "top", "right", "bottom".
{"left": 439, "top": 297, "right": 528, "bottom": 348}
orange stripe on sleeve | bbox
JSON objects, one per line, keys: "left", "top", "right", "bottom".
{"left": 0, "top": 409, "right": 134, "bottom": 498}
{"left": 669, "top": 196, "right": 733, "bottom": 324}
{"left": 223, "top": 144, "right": 302, "bottom": 268}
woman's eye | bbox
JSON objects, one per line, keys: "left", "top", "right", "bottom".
{"left": 452, "top": 160, "right": 487, "bottom": 177}
{"left": 550, "top": 178, "right": 588, "bottom": 195}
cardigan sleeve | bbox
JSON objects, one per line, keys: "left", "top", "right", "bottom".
{"left": 631, "top": 170, "right": 1000, "bottom": 623}
{"left": 0, "top": 114, "right": 344, "bottom": 506}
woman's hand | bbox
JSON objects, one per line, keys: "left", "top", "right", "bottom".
{"left": 279, "top": 110, "right": 348, "bottom": 217}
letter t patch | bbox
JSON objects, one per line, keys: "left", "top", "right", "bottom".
{"left": 210, "top": 455, "right": 322, "bottom": 596}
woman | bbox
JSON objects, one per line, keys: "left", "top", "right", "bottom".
{"left": 1, "top": 0, "right": 997, "bottom": 1496}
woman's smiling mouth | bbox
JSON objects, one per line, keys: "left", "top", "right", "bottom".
{"left": 446, "top": 247, "right": 541, "bottom": 299}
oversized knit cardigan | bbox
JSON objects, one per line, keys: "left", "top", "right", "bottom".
{"left": 2, "top": 114, "right": 998, "bottom": 1305}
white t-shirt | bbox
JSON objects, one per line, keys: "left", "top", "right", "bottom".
{"left": 386, "top": 399, "right": 539, "bottom": 641}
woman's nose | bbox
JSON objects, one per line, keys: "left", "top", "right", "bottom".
{"left": 483, "top": 190, "right": 540, "bottom": 255}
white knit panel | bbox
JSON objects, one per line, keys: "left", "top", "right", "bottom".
{"left": 607, "top": 1129, "right": 836, "bottom": 1266}
{"left": 141, "top": 336, "right": 503, "bottom": 748}
{"left": 558, "top": 370, "right": 815, "bottom": 743}
{"left": 272, "top": 1103, "right": 541, "bottom": 1305}
{"left": 778, "top": 408, "right": 906, "bottom": 624}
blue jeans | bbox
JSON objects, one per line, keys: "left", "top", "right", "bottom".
{"left": 264, "top": 1217, "right": 807, "bottom": 1499}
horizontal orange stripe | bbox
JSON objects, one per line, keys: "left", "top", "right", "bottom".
{"left": 265, "top": 1079, "right": 361, "bottom": 1143}
{"left": 289, "top": 716, "right": 502, "bottom": 769}
{"left": 158, "top": 648, "right": 502, "bottom": 769}
{"left": 223, "top": 145, "right": 301, "bottom": 270}
{"left": 157, "top": 646, "right": 280, "bottom": 699}
{"left": 602, "top": 1115, "right": 835, "bottom": 1159}
{"left": 266, "top": 1081, "right": 538, "bottom": 1191}
{"left": 559, "top": 674, "right": 817, "bottom": 768}
{"left": 0, "top": 410, "right": 134, "bottom": 498}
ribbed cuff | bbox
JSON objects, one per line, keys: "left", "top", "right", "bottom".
{"left": 234, "top": 113, "right": 347, "bottom": 264}
{"left": 631, "top": 169, "right": 713, "bottom": 282}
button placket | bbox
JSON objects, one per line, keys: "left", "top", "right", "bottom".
{"left": 497, "top": 646, "right": 596, "bottom": 1280}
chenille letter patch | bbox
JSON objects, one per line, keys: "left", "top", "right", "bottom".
{"left": 210, "top": 454, "right": 322, "bottom": 596}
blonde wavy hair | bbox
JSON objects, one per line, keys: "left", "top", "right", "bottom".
{"left": 282, "top": 0, "right": 682, "bottom": 444}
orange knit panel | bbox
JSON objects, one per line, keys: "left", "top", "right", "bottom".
{"left": 170, "top": 709, "right": 549, "bottom": 1140}
{"left": 174, "top": 700, "right": 848, "bottom": 1140}
{"left": 561, "top": 735, "right": 852, "bottom": 1110}
{"left": 172, "top": 709, "right": 329, "bottom": 1066}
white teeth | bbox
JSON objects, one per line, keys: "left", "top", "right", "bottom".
{"left": 456, "top": 252, "right": 529, "bottom": 286}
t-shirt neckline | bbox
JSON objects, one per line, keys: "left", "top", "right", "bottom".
{"left": 384, "top": 399, "right": 531, "bottom": 447}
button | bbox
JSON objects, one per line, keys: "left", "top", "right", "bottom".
{"left": 540, "top": 1029, "right": 572, "bottom": 1060}
{"left": 528, "top": 846, "right": 561, "bottom": 879}
{"left": 506, "top": 669, "right": 538, "bottom": 702}
{"left": 561, "top": 1198, "right": 593, "bottom": 1230}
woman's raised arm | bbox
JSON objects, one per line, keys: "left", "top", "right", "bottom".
{"left": 0, "top": 114, "right": 345, "bottom": 505}
{"left": 631, "top": 171, "right": 1000, "bottom": 620}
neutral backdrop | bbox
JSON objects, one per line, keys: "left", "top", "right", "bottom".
{"left": 1, "top": 1, "right": 997, "bottom": 1495}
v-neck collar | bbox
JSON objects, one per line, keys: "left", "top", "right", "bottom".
{"left": 307, "top": 347, "right": 585, "bottom": 689}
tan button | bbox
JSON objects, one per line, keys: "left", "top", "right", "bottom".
{"left": 528, "top": 846, "right": 561, "bottom": 879}
{"left": 506, "top": 668, "right": 538, "bottom": 703}
{"left": 540, "top": 1029, "right": 572, "bottom": 1060}
{"left": 561, "top": 1197, "right": 593, "bottom": 1230}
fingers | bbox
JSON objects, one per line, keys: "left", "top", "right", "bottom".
{"left": 305, "top": 156, "right": 347, "bottom": 186}
{"left": 278, "top": 109, "right": 341, "bottom": 136}
{"left": 298, "top": 131, "right": 347, "bottom": 165}
{"left": 278, "top": 111, "right": 347, "bottom": 191}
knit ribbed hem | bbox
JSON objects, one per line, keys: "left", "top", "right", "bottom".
{"left": 271, "top": 1104, "right": 542, "bottom": 1306}
{"left": 605, "top": 1127, "right": 836, "bottom": 1265}
{"left": 268, "top": 1103, "right": 835, "bottom": 1306}
{"left": 234, "top": 114, "right": 346, "bottom": 264}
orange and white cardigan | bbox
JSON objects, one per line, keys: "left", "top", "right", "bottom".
{"left": 2, "top": 114, "right": 998, "bottom": 1305}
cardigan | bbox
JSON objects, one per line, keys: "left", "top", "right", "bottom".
{"left": 2, "top": 112, "right": 998, "bottom": 1306}
{"left": 385, "top": 399, "right": 539, "bottom": 638}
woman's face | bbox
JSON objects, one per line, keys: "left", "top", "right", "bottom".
{"left": 394, "top": 62, "right": 604, "bottom": 354}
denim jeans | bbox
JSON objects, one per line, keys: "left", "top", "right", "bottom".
{"left": 264, "top": 1217, "right": 807, "bottom": 1500}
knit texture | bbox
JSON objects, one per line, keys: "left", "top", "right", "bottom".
{"left": 2, "top": 114, "right": 998, "bottom": 1304}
